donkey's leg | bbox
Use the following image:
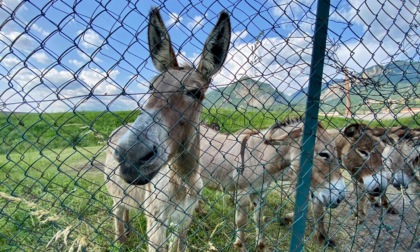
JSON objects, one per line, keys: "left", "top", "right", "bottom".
{"left": 147, "top": 215, "right": 168, "bottom": 252}
{"left": 233, "top": 194, "right": 250, "bottom": 251}
{"left": 195, "top": 199, "right": 207, "bottom": 215}
{"left": 312, "top": 200, "right": 335, "bottom": 247}
{"left": 123, "top": 208, "right": 131, "bottom": 237}
{"left": 170, "top": 206, "right": 196, "bottom": 252}
{"left": 145, "top": 187, "right": 170, "bottom": 252}
{"left": 113, "top": 204, "right": 129, "bottom": 243}
{"left": 250, "top": 192, "right": 266, "bottom": 252}
{"left": 170, "top": 175, "right": 203, "bottom": 252}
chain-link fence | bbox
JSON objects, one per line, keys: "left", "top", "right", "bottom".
{"left": 0, "top": 0, "right": 419, "bottom": 251}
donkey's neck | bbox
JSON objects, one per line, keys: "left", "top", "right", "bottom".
{"left": 169, "top": 133, "right": 201, "bottom": 177}
{"left": 247, "top": 135, "right": 294, "bottom": 172}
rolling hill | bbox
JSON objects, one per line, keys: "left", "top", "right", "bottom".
{"left": 204, "top": 75, "right": 289, "bottom": 110}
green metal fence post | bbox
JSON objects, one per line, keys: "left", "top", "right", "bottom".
{"left": 289, "top": 0, "right": 331, "bottom": 251}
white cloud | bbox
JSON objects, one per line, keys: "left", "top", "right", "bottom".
{"left": 232, "top": 30, "right": 249, "bottom": 42}
{"left": 69, "top": 59, "right": 84, "bottom": 68}
{"left": 78, "top": 68, "right": 120, "bottom": 94}
{"left": 32, "top": 51, "right": 50, "bottom": 64}
{"left": 31, "top": 23, "right": 50, "bottom": 37}
{"left": 78, "top": 29, "right": 103, "bottom": 49}
{"left": 0, "top": 65, "right": 131, "bottom": 112}
{"left": 211, "top": 36, "right": 312, "bottom": 95}
{"left": 272, "top": 0, "right": 314, "bottom": 18}
{"left": 2, "top": 0, "right": 24, "bottom": 10}
{"left": 0, "top": 31, "right": 36, "bottom": 52}
{"left": 165, "top": 12, "right": 183, "bottom": 26}
{"left": 187, "top": 15, "right": 206, "bottom": 29}
{"left": 1, "top": 56, "right": 22, "bottom": 68}
{"left": 77, "top": 49, "right": 91, "bottom": 61}
{"left": 332, "top": 0, "right": 419, "bottom": 68}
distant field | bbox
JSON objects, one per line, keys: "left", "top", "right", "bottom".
{"left": 2, "top": 109, "right": 418, "bottom": 154}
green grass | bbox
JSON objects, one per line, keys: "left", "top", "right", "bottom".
{"left": 0, "top": 111, "right": 139, "bottom": 154}
{"left": 1, "top": 109, "right": 418, "bottom": 251}
{"left": 0, "top": 146, "right": 333, "bottom": 251}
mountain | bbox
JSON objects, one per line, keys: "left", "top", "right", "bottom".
{"left": 204, "top": 76, "right": 289, "bottom": 110}
{"left": 204, "top": 60, "right": 419, "bottom": 113}
{"left": 289, "top": 60, "right": 420, "bottom": 111}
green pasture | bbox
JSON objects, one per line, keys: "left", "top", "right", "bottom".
{"left": 1, "top": 109, "right": 419, "bottom": 251}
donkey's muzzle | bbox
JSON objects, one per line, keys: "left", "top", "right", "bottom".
{"left": 113, "top": 145, "right": 161, "bottom": 185}
{"left": 369, "top": 186, "right": 383, "bottom": 196}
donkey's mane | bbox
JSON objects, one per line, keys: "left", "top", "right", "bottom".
{"left": 271, "top": 117, "right": 303, "bottom": 129}
{"left": 269, "top": 117, "right": 325, "bottom": 135}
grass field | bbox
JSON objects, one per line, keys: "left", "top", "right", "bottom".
{"left": 1, "top": 109, "right": 419, "bottom": 251}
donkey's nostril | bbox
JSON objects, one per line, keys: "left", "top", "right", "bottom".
{"left": 139, "top": 146, "right": 158, "bottom": 162}
{"left": 373, "top": 187, "right": 381, "bottom": 193}
{"left": 336, "top": 198, "right": 341, "bottom": 204}
{"left": 393, "top": 183, "right": 401, "bottom": 190}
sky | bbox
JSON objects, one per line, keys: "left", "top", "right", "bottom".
{"left": 0, "top": 0, "right": 418, "bottom": 113}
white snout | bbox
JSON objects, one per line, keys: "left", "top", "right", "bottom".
{"left": 393, "top": 170, "right": 410, "bottom": 189}
{"left": 313, "top": 178, "right": 346, "bottom": 208}
{"left": 363, "top": 171, "right": 389, "bottom": 195}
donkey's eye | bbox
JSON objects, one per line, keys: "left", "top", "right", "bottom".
{"left": 185, "top": 88, "right": 203, "bottom": 100}
{"left": 318, "top": 152, "right": 330, "bottom": 160}
{"left": 358, "top": 150, "right": 369, "bottom": 158}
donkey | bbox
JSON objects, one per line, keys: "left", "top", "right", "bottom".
{"left": 328, "top": 124, "right": 389, "bottom": 222}
{"left": 104, "top": 8, "right": 231, "bottom": 251}
{"left": 363, "top": 127, "right": 420, "bottom": 213}
{"left": 199, "top": 118, "right": 346, "bottom": 250}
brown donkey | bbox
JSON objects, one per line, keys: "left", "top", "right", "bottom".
{"left": 104, "top": 8, "right": 231, "bottom": 251}
{"left": 328, "top": 124, "right": 388, "bottom": 222}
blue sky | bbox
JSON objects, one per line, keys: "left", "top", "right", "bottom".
{"left": 0, "top": 0, "right": 418, "bottom": 112}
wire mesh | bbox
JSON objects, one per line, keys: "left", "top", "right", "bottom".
{"left": 0, "top": 0, "right": 419, "bottom": 251}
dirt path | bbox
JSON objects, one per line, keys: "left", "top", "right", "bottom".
{"left": 323, "top": 177, "right": 420, "bottom": 251}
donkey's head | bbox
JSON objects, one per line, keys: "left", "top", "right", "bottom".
{"left": 310, "top": 125, "right": 345, "bottom": 208}
{"left": 342, "top": 124, "right": 387, "bottom": 196}
{"left": 113, "top": 8, "right": 231, "bottom": 185}
{"left": 372, "top": 127, "right": 420, "bottom": 190}
{"left": 265, "top": 119, "right": 345, "bottom": 208}
{"left": 386, "top": 142, "right": 419, "bottom": 190}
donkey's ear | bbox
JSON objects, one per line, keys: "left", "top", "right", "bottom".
{"left": 148, "top": 8, "right": 179, "bottom": 72}
{"left": 198, "top": 11, "right": 231, "bottom": 80}
{"left": 344, "top": 124, "right": 362, "bottom": 139}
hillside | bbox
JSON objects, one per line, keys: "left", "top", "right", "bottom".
{"left": 204, "top": 76, "right": 289, "bottom": 110}
{"left": 289, "top": 60, "right": 420, "bottom": 113}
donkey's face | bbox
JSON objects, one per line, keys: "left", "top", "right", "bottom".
{"left": 385, "top": 142, "right": 419, "bottom": 189}
{"left": 342, "top": 124, "right": 387, "bottom": 196}
{"left": 370, "top": 127, "right": 420, "bottom": 190}
{"left": 267, "top": 122, "right": 345, "bottom": 208}
{"left": 310, "top": 126, "right": 345, "bottom": 208}
{"left": 114, "top": 8, "right": 231, "bottom": 185}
